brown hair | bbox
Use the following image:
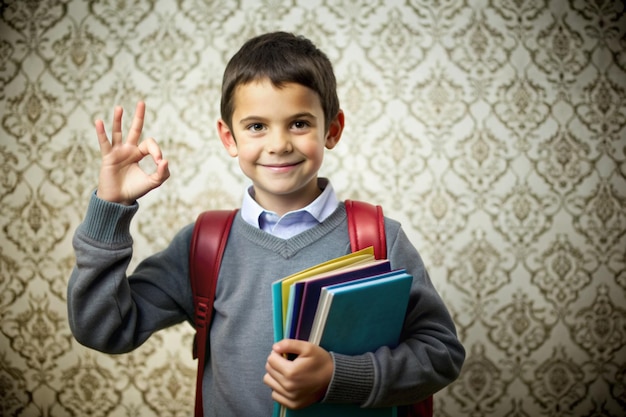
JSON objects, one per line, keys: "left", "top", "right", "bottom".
{"left": 220, "top": 32, "right": 340, "bottom": 132}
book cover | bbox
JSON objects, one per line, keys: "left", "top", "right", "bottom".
{"left": 291, "top": 260, "right": 393, "bottom": 340}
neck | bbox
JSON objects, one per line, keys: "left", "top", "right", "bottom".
{"left": 254, "top": 184, "right": 322, "bottom": 216}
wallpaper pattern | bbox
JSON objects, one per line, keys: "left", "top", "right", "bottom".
{"left": 1, "top": 0, "right": 625, "bottom": 416}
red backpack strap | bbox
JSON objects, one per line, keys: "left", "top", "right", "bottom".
{"left": 189, "top": 209, "right": 238, "bottom": 417}
{"left": 345, "top": 199, "right": 387, "bottom": 260}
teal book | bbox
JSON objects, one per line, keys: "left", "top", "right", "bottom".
{"left": 275, "top": 271, "right": 412, "bottom": 417}
{"left": 309, "top": 271, "right": 413, "bottom": 351}
{"left": 271, "top": 279, "right": 285, "bottom": 342}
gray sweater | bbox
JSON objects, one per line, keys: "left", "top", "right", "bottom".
{"left": 68, "top": 194, "right": 465, "bottom": 416}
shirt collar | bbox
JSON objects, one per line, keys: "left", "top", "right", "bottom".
{"left": 240, "top": 178, "right": 338, "bottom": 229}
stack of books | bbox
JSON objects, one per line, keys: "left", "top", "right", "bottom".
{"left": 271, "top": 247, "right": 413, "bottom": 417}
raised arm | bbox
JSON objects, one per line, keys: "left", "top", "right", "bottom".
{"left": 68, "top": 102, "right": 182, "bottom": 353}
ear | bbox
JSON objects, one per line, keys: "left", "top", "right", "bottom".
{"left": 217, "top": 118, "right": 238, "bottom": 157}
{"left": 324, "top": 110, "right": 344, "bottom": 150}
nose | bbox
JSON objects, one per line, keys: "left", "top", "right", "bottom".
{"left": 266, "top": 129, "right": 293, "bottom": 154}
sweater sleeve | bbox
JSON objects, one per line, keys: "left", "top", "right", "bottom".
{"left": 323, "top": 220, "right": 465, "bottom": 407}
{"left": 67, "top": 192, "right": 194, "bottom": 354}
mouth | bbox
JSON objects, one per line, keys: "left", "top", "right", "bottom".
{"left": 260, "top": 161, "right": 303, "bottom": 173}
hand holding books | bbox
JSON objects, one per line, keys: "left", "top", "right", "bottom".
{"left": 271, "top": 247, "right": 413, "bottom": 417}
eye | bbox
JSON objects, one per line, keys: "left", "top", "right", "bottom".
{"left": 292, "top": 120, "right": 310, "bottom": 129}
{"left": 247, "top": 122, "right": 265, "bottom": 132}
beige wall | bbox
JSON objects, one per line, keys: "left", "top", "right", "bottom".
{"left": 1, "top": 0, "right": 625, "bottom": 415}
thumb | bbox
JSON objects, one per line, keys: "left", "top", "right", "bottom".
{"left": 273, "top": 339, "right": 310, "bottom": 356}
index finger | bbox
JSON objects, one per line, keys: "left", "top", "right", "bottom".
{"left": 126, "top": 101, "right": 146, "bottom": 146}
{"left": 266, "top": 349, "right": 294, "bottom": 374}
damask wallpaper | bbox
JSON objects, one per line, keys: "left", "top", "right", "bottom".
{"left": 1, "top": 0, "right": 625, "bottom": 416}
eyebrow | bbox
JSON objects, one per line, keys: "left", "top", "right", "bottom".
{"left": 238, "top": 112, "right": 317, "bottom": 126}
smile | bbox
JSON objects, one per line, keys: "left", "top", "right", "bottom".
{"left": 261, "top": 161, "right": 303, "bottom": 171}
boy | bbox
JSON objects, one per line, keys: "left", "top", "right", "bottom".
{"left": 67, "top": 32, "right": 465, "bottom": 416}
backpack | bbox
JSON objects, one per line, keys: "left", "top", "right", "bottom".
{"left": 189, "top": 200, "right": 433, "bottom": 417}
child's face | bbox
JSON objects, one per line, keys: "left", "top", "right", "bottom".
{"left": 218, "top": 78, "right": 343, "bottom": 214}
